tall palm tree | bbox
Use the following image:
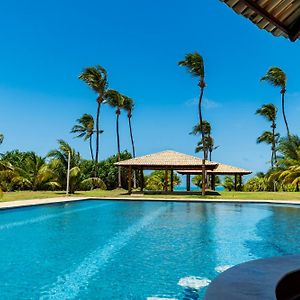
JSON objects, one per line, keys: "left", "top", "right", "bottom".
{"left": 105, "top": 90, "right": 124, "bottom": 188}
{"left": 256, "top": 103, "right": 279, "bottom": 168}
{"left": 71, "top": 114, "right": 98, "bottom": 161}
{"left": 178, "top": 52, "right": 206, "bottom": 156}
{"left": 261, "top": 67, "right": 290, "bottom": 137}
{"left": 79, "top": 65, "right": 108, "bottom": 172}
{"left": 122, "top": 96, "right": 136, "bottom": 158}
{"left": 122, "top": 96, "right": 137, "bottom": 188}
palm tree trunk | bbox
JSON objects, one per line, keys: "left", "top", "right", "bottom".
{"left": 281, "top": 91, "right": 290, "bottom": 137}
{"left": 95, "top": 101, "right": 101, "bottom": 175}
{"left": 128, "top": 115, "right": 137, "bottom": 188}
{"left": 116, "top": 111, "right": 122, "bottom": 188}
{"left": 128, "top": 116, "right": 136, "bottom": 158}
{"left": 198, "top": 84, "right": 206, "bottom": 196}
{"left": 272, "top": 122, "right": 277, "bottom": 168}
{"left": 89, "top": 135, "right": 94, "bottom": 161}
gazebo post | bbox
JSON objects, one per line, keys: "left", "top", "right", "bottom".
{"left": 164, "top": 169, "right": 168, "bottom": 192}
{"left": 170, "top": 169, "right": 174, "bottom": 192}
{"left": 202, "top": 159, "right": 206, "bottom": 196}
{"left": 186, "top": 174, "right": 191, "bottom": 191}
{"left": 234, "top": 174, "right": 237, "bottom": 191}
{"left": 211, "top": 174, "right": 216, "bottom": 191}
{"left": 239, "top": 174, "right": 242, "bottom": 191}
{"left": 128, "top": 166, "right": 132, "bottom": 194}
{"left": 140, "top": 168, "right": 144, "bottom": 192}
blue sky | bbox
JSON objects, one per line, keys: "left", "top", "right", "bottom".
{"left": 0, "top": 0, "right": 299, "bottom": 175}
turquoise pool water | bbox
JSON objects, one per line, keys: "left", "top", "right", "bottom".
{"left": 1, "top": 200, "right": 300, "bottom": 299}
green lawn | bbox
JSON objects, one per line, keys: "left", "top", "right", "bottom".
{"left": 1, "top": 189, "right": 300, "bottom": 202}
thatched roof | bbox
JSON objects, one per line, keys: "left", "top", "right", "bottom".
{"left": 221, "top": 0, "right": 300, "bottom": 41}
{"left": 115, "top": 150, "right": 217, "bottom": 170}
{"left": 178, "top": 162, "right": 252, "bottom": 175}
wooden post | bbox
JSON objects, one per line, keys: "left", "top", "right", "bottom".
{"left": 164, "top": 169, "right": 168, "bottom": 192}
{"left": 186, "top": 174, "right": 191, "bottom": 191}
{"left": 202, "top": 159, "right": 206, "bottom": 196}
{"left": 128, "top": 166, "right": 132, "bottom": 194}
{"left": 239, "top": 175, "right": 242, "bottom": 191}
{"left": 140, "top": 168, "right": 144, "bottom": 192}
{"left": 170, "top": 170, "right": 174, "bottom": 192}
{"left": 234, "top": 174, "right": 237, "bottom": 191}
{"left": 211, "top": 174, "right": 216, "bottom": 191}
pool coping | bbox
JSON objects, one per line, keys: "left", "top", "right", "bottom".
{"left": 1, "top": 196, "right": 300, "bottom": 210}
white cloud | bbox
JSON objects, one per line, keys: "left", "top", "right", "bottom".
{"left": 185, "top": 97, "right": 221, "bottom": 109}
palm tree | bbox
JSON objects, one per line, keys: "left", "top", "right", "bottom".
{"left": 122, "top": 96, "right": 136, "bottom": 158}
{"left": 79, "top": 65, "right": 108, "bottom": 172}
{"left": 71, "top": 114, "right": 98, "bottom": 161}
{"left": 122, "top": 95, "right": 137, "bottom": 188}
{"left": 105, "top": 90, "right": 124, "bottom": 188}
{"left": 12, "top": 152, "right": 59, "bottom": 191}
{"left": 0, "top": 133, "right": 3, "bottom": 145}
{"left": 190, "top": 120, "right": 213, "bottom": 160}
{"left": 261, "top": 67, "right": 290, "bottom": 137}
{"left": 268, "top": 136, "right": 300, "bottom": 191}
{"left": 256, "top": 103, "right": 279, "bottom": 168}
{"left": 179, "top": 52, "right": 206, "bottom": 156}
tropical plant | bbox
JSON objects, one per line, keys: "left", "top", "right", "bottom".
{"left": 122, "top": 96, "right": 136, "bottom": 158}
{"left": 244, "top": 176, "right": 270, "bottom": 192}
{"left": 256, "top": 103, "right": 279, "bottom": 168}
{"left": 122, "top": 95, "right": 137, "bottom": 188}
{"left": 268, "top": 135, "right": 300, "bottom": 191}
{"left": 11, "top": 152, "right": 59, "bottom": 191}
{"left": 98, "top": 151, "right": 132, "bottom": 190}
{"left": 179, "top": 52, "right": 207, "bottom": 158}
{"left": 261, "top": 67, "right": 290, "bottom": 137}
{"left": 145, "top": 170, "right": 181, "bottom": 191}
{"left": 79, "top": 65, "right": 108, "bottom": 172}
{"left": 192, "top": 174, "right": 220, "bottom": 189}
{"left": 71, "top": 114, "right": 97, "bottom": 161}
{"left": 191, "top": 121, "right": 218, "bottom": 160}
{"left": 48, "top": 140, "right": 106, "bottom": 193}
{"left": 222, "top": 176, "right": 235, "bottom": 191}
{"left": 105, "top": 89, "right": 124, "bottom": 188}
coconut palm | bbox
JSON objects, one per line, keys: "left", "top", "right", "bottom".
{"left": 261, "top": 67, "right": 290, "bottom": 137}
{"left": 256, "top": 103, "right": 279, "bottom": 168}
{"left": 122, "top": 96, "right": 136, "bottom": 158}
{"left": 105, "top": 90, "right": 124, "bottom": 188}
{"left": 122, "top": 95, "right": 137, "bottom": 188}
{"left": 78, "top": 65, "right": 108, "bottom": 172}
{"left": 196, "top": 136, "right": 218, "bottom": 161}
{"left": 191, "top": 120, "right": 215, "bottom": 160}
{"left": 179, "top": 52, "right": 206, "bottom": 154}
{"left": 12, "top": 152, "right": 59, "bottom": 191}
{"left": 71, "top": 114, "right": 99, "bottom": 161}
{"left": 268, "top": 135, "right": 300, "bottom": 191}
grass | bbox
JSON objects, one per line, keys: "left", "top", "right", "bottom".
{"left": 1, "top": 189, "right": 300, "bottom": 203}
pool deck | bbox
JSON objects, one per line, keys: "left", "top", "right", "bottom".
{"left": 1, "top": 196, "right": 300, "bottom": 210}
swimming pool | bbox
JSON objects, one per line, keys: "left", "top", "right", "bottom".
{"left": 1, "top": 200, "right": 300, "bottom": 299}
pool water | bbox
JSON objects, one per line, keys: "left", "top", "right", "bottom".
{"left": 1, "top": 200, "right": 300, "bottom": 299}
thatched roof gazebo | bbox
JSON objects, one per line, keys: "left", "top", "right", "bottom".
{"left": 115, "top": 150, "right": 217, "bottom": 194}
{"left": 221, "top": 0, "right": 300, "bottom": 41}
{"left": 178, "top": 163, "right": 252, "bottom": 191}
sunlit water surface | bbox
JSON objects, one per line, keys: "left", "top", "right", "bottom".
{"left": 1, "top": 200, "right": 300, "bottom": 299}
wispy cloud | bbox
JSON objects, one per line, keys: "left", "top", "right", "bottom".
{"left": 185, "top": 97, "right": 221, "bottom": 109}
